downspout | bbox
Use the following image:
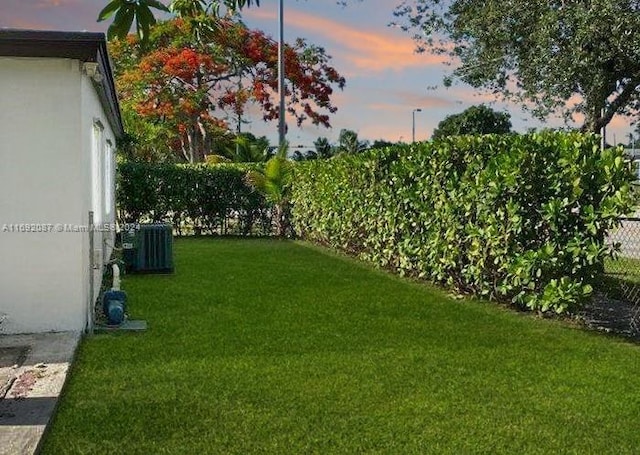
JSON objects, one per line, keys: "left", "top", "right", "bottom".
{"left": 88, "top": 210, "right": 95, "bottom": 335}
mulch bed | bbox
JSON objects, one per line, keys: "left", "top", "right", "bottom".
{"left": 578, "top": 291, "right": 640, "bottom": 342}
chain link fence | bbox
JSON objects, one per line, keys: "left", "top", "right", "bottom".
{"left": 606, "top": 217, "right": 640, "bottom": 284}
{"left": 590, "top": 216, "right": 640, "bottom": 338}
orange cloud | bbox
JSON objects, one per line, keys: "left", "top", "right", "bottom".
{"left": 244, "top": 8, "right": 448, "bottom": 74}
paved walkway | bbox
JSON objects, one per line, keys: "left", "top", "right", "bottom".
{"left": 0, "top": 332, "right": 80, "bottom": 455}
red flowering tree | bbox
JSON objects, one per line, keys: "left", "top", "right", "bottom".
{"left": 110, "top": 18, "right": 346, "bottom": 162}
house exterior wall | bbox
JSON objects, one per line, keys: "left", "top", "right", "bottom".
{"left": 80, "top": 69, "right": 117, "bottom": 326}
{"left": 0, "top": 56, "right": 117, "bottom": 334}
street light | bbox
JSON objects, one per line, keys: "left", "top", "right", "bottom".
{"left": 412, "top": 108, "right": 422, "bottom": 143}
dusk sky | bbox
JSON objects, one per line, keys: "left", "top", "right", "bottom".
{"left": 0, "top": 0, "right": 634, "bottom": 148}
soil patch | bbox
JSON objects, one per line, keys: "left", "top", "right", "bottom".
{"left": 0, "top": 346, "right": 28, "bottom": 399}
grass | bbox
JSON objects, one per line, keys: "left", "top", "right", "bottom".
{"left": 603, "top": 256, "right": 640, "bottom": 300}
{"left": 606, "top": 255, "right": 640, "bottom": 284}
{"left": 43, "top": 238, "right": 640, "bottom": 454}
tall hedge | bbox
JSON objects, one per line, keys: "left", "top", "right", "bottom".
{"left": 117, "top": 162, "right": 271, "bottom": 235}
{"left": 291, "top": 132, "right": 636, "bottom": 313}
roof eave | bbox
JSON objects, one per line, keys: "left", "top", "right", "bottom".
{"left": 0, "top": 29, "right": 125, "bottom": 139}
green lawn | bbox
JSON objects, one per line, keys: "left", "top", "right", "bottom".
{"left": 606, "top": 255, "right": 640, "bottom": 283}
{"left": 43, "top": 238, "right": 640, "bottom": 454}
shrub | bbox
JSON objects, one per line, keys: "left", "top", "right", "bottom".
{"left": 290, "top": 132, "right": 636, "bottom": 313}
{"left": 117, "top": 162, "right": 271, "bottom": 235}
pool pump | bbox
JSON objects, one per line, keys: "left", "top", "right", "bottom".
{"left": 102, "top": 264, "right": 127, "bottom": 325}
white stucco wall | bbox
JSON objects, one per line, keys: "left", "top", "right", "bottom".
{"left": 80, "top": 68, "right": 117, "bottom": 329}
{"left": 0, "top": 56, "right": 117, "bottom": 334}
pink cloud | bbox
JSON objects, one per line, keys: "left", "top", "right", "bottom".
{"left": 609, "top": 115, "right": 632, "bottom": 129}
{"left": 244, "top": 8, "right": 448, "bottom": 74}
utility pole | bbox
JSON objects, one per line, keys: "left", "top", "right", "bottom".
{"left": 600, "top": 108, "right": 606, "bottom": 150}
{"left": 278, "top": 0, "right": 286, "bottom": 148}
{"left": 412, "top": 108, "right": 422, "bottom": 143}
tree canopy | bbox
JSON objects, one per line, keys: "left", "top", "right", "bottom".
{"left": 431, "top": 105, "right": 512, "bottom": 140}
{"left": 394, "top": 0, "right": 640, "bottom": 132}
{"left": 110, "top": 18, "right": 345, "bottom": 163}
{"left": 336, "top": 129, "right": 369, "bottom": 155}
{"left": 99, "top": 0, "right": 258, "bottom": 40}
{"left": 303, "top": 130, "right": 370, "bottom": 160}
{"left": 313, "top": 137, "right": 334, "bottom": 159}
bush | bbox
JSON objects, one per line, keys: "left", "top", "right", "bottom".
{"left": 290, "top": 132, "right": 636, "bottom": 313}
{"left": 117, "top": 162, "right": 272, "bottom": 235}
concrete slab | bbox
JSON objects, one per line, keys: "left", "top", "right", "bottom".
{"left": 94, "top": 319, "right": 147, "bottom": 333}
{"left": 0, "top": 332, "right": 80, "bottom": 455}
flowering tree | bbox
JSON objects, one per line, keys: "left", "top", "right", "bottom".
{"left": 110, "top": 18, "right": 345, "bottom": 162}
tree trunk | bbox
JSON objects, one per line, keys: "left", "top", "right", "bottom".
{"left": 274, "top": 204, "right": 284, "bottom": 237}
{"left": 274, "top": 201, "right": 293, "bottom": 238}
{"left": 187, "top": 130, "right": 196, "bottom": 164}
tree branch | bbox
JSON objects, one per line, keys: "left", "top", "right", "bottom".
{"left": 586, "top": 78, "right": 640, "bottom": 133}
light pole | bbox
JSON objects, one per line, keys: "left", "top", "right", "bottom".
{"left": 412, "top": 108, "right": 422, "bottom": 143}
{"left": 600, "top": 107, "right": 606, "bottom": 151}
{"left": 277, "top": 0, "right": 286, "bottom": 148}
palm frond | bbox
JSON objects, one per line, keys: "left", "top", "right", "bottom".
{"left": 205, "top": 154, "right": 232, "bottom": 164}
{"left": 245, "top": 169, "right": 266, "bottom": 189}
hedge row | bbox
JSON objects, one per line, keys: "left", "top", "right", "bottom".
{"left": 290, "top": 133, "right": 636, "bottom": 313}
{"left": 117, "top": 162, "right": 271, "bottom": 235}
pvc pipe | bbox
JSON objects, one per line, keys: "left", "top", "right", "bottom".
{"left": 112, "top": 263, "right": 121, "bottom": 291}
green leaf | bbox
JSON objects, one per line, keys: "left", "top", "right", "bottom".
{"left": 107, "top": 4, "right": 135, "bottom": 40}
{"left": 135, "top": 4, "right": 156, "bottom": 41}
{"left": 264, "top": 158, "right": 282, "bottom": 182}
{"left": 97, "top": 0, "right": 123, "bottom": 22}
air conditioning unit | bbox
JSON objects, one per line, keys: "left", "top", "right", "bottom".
{"left": 122, "top": 223, "right": 174, "bottom": 273}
